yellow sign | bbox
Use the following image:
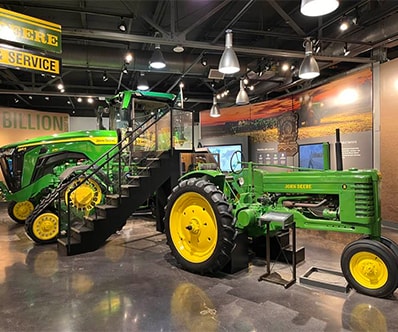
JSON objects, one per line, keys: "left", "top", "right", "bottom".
{"left": 0, "top": 8, "right": 61, "bottom": 53}
{"left": 0, "top": 44, "right": 61, "bottom": 75}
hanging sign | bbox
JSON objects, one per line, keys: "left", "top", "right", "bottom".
{"left": 0, "top": 8, "right": 61, "bottom": 54}
{"left": 0, "top": 44, "right": 61, "bottom": 75}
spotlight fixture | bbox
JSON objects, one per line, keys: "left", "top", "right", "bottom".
{"left": 77, "top": 97, "right": 82, "bottom": 103}
{"left": 299, "top": 38, "right": 320, "bottom": 80}
{"left": 339, "top": 17, "right": 350, "bottom": 31}
{"left": 125, "top": 52, "right": 133, "bottom": 64}
{"left": 218, "top": 29, "right": 240, "bottom": 74}
{"left": 118, "top": 18, "right": 127, "bottom": 32}
{"left": 102, "top": 71, "right": 109, "bottom": 82}
{"left": 281, "top": 63, "right": 290, "bottom": 72}
{"left": 210, "top": 95, "right": 221, "bottom": 118}
{"left": 57, "top": 83, "right": 64, "bottom": 90}
{"left": 236, "top": 79, "right": 249, "bottom": 106}
{"left": 149, "top": 44, "right": 166, "bottom": 69}
{"left": 300, "top": 0, "right": 339, "bottom": 17}
{"left": 137, "top": 72, "right": 149, "bottom": 90}
{"left": 343, "top": 43, "right": 350, "bottom": 56}
{"left": 122, "top": 65, "right": 128, "bottom": 74}
{"left": 201, "top": 56, "right": 208, "bottom": 67}
{"left": 87, "top": 97, "right": 94, "bottom": 104}
{"left": 173, "top": 45, "right": 184, "bottom": 53}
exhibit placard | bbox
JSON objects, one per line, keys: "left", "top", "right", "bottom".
{"left": 0, "top": 8, "right": 61, "bottom": 53}
{"left": 0, "top": 44, "right": 61, "bottom": 75}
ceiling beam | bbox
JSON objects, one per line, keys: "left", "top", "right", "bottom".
{"left": 62, "top": 28, "right": 372, "bottom": 64}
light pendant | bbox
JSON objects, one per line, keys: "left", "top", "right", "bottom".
{"left": 210, "top": 96, "right": 221, "bottom": 118}
{"left": 299, "top": 39, "right": 320, "bottom": 79}
{"left": 149, "top": 44, "right": 166, "bottom": 69}
{"left": 236, "top": 79, "right": 249, "bottom": 105}
{"left": 218, "top": 29, "right": 240, "bottom": 74}
{"left": 300, "top": 0, "right": 339, "bottom": 17}
{"left": 137, "top": 73, "right": 149, "bottom": 90}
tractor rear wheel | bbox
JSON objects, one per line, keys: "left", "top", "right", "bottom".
{"left": 8, "top": 200, "right": 34, "bottom": 224}
{"left": 341, "top": 239, "right": 398, "bottom": 298}
{"left": 164, "top": 177, "right": 235, "bottom": 274}
{"left": 25, "top": 211, "right": 59, "bottom": 244}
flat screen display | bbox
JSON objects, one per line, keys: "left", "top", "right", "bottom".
{"left": 298, "top": 142, "right": 330, "bottom": 170}
{"left": 207, "top": 144, "right": 242, "bottom": 172}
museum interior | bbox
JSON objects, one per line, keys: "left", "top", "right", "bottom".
{"left": 1, "top": 1, "right": 398, "bottom": 331}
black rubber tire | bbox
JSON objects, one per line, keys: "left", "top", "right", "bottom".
{"left": 25, "top": 210, "right": 59, "bottom": 244}
{"left": 164, "top": 177, "right": 235, "bottom": 275}
{"left": 341, "top": 239, "right": 398, "bottom": 298}
{"left": 8, "top": 200, "right": 34, "bottom": 224}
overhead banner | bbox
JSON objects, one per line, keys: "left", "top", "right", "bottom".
{"left": 0, "top": 44, "right": 61, "bottom": 75}
{"left": 0, "top": 8, "right": 61, "bottom": 53}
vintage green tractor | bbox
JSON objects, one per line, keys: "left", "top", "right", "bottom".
{"left": 164, "top": 152, "right": 398, "bottom": 298}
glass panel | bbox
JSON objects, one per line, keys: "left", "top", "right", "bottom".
{"left": 155, "top": 111, "right": 171, "bottom": 151}
{"left": 172, "top": 109, "right": 193, "bottom": 150}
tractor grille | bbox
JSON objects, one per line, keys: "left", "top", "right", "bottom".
{"left": 354, "top": 183, "right": 375, "bottom": 218}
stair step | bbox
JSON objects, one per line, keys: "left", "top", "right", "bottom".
{"left": 84, "top": 214, "right": 107, "bottom": 222}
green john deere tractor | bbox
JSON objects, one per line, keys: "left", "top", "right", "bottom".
{"left": 164, "top": 150, "right": 398, "bottom": 298}
{"left": 0, "top": 90, "right": 176, "bottom": 243}
{"left": 0, "top": 130, "right": 118, "bottom": 239}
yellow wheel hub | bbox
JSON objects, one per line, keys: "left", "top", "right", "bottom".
{"left": 170, "top": 192, "right": 218, "bottom": 263}
{"left": 32, "top": 212, "right": 59, "bottom": 241}
{"left": 13, "top": 201, "right": 34, "bottom": 220}
{"left": 66, "top": 178, "right": 102, "bottom": 212}
{"left": 349, "top": 251, "right": 388, "bottom": 289}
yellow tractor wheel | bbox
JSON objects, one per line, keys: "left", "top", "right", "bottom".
{"left": 164, "top": 177, "right": 235, "bottom": 274}
{"left": 341, "top": 239, "right": 398, "bottom": 298}
{"left": 8, "top": 200, "right": 35, "bottom": 224}
{"left": 25, "top": 211, "right": 59, "bottom": 244}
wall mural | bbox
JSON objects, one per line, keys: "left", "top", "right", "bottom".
{"left": 200, "top": 68, "right": 372, "bottom": 157}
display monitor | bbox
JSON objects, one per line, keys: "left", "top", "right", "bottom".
{"left": 206, "top": 144, "right": 242, "bottom": 172}
{"left": 298, "top": 142, "right": 330, "bottom": 170}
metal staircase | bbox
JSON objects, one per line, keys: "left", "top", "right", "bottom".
{"left": 57, "top": 149, "right": 181, "bottom": 255}
{"left": 25, "top": 105, "right": 189, "bottom": 255}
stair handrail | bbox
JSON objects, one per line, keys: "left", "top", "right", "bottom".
{"left": 62, "top": 106, "right": 174, "bottom": 252}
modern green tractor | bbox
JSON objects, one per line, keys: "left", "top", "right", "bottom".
{"left": 0, "top": 90, "right": 176, "bottom": 244}
{"left": 164, "top": 151, "right": 398, "bottom": 298}
{"left": 0, "top": 130, "right": 118, "bottom": 238}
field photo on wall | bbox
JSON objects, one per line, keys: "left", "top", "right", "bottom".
{"left": 200, "top": 68, "right": 372, "bottom": 143}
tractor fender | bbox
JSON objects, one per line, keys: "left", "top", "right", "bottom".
{"left": 180, "top": 170, "right": 226, "bottom": 190}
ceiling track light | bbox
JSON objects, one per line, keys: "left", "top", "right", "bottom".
{"left": 300, "top": 0, "right": 339, "bottom": 17}
{"left": 118, "top": 17, "right": 127, "bottom": 32}
{"left": 343, "top": 43, "right": 350, "bottom": 56}
{"left": 125, "top": 52, "right": 133, "bottom": 64}
{"left": 149, "top": 44, "right": 166, "bottom": 69}
{"left": 122, "top": 65, "right": 128, "bottom": 74}
{"left": 299, "top": 38, "right": 320, "bottom": 80}
{"left": 210, "top": 95, "right": 221, "bottom": 118}
{"left": 201, "top": 56, "right": 208, "bottom": 67}
{"left": 102, "top": 71, "right": 109, "bottom": 82}
{"left": 218, "top": 29, "right": 240, "bottom": 74}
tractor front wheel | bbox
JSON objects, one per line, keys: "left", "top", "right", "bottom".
{"left": 8, "top": 200, "right": 35, "bottom": 224}
{"left": 341, "top": 239, "right": 398, "bottom": 298}
{"left": 25, "top": 211, "right": 59, "bottom": 244}
{"left": 164, "top": 177, "right": 235, "bottom": 274}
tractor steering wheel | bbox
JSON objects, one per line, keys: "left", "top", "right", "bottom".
{"left": 230, "top": 150, "right": 244, "bottom": 174}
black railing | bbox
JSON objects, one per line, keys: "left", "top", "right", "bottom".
{"left": 59, "top": 106, "right": 173, "bottom": 252}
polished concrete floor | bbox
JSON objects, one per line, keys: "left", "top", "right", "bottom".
{"left": 0, "top": 204, "right": 397, "bottom": 332}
